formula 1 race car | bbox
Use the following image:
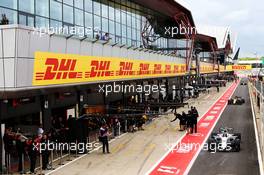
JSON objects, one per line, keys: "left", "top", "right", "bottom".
{"left": 240, "top": 81, "right": 247, "bottom": 85}
{"left": 228, "top": 96, "right": 245, "bottom": 105}
{"left": 208, "top": 127, "right": 241, "bottom": 152}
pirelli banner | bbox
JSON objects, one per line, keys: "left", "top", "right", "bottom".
{"left": 226, "top": 65, "right": 252, "bottom": 71}
{"left": 33, "top": 52, "right": 187, "bottom": 86}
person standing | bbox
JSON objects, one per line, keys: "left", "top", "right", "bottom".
{"left": 192, "top": 107, "right": 199, "bottom": 133}
{"left": 41, "top": 134, "right": 49, "bottom": 170}
{"left": 99, "top": 124, "right": 110, "bottom": 154}
{"left": 187, "top": 110, "right": 194, "bottom": 134}
{"left": 16, "top": 134, "right": 25, "bottom": 173}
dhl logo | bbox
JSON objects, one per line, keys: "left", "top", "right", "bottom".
{"left": 153, "top": 64, "right": 162, "bottom": 74}
{"left": 35, "top": 58, "right": 82, "bottom": 80}
{"left": 85, "top": 60, "right": 114, "bottom": 78}
{"left": 117, "top": 62, "right": 134, "bottom": 75}
{"left": 139, "top": 63, "right": 150, "bottom": 75}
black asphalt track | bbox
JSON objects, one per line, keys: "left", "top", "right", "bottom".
{"left": 188, "top": 82, "right": 260, "bottom": 175}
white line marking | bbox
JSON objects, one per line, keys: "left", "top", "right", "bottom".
{"left": 204, "top": 116, "right": 215, "bottom": 121}
{"left": 249, "top": 84, "right": 264, "bottom": 175}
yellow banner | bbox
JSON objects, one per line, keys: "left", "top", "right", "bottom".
{"left": 33, "top": 52, "right": 187, "bottom": 86}
{"left": 227, "top": 65, "right": 252, "bottom": 71}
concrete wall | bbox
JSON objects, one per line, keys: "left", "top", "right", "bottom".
{"left": 0, "top": 25, "right": 187, "bottom": 90}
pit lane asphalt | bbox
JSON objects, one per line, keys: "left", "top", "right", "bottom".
{"left": 188, "top": 83, "right": 260, "bottom": 175}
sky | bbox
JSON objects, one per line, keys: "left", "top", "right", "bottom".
{"left": 176, "top": 0, "right": 264, "bottom": 58}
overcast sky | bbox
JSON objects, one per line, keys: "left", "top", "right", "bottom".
{"left": 177, "top": 0, "right": 264, "bottom": 58}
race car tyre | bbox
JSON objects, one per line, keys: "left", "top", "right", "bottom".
{"left": 234, "top": 139, "right": 240, "bottom": 152}
{"left": 208, "top": 138, "right": 216, "bottom": 152}
{"left": 234, "top": 133, "right": 241, "bottom": 140}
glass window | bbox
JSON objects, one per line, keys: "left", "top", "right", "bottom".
{"left": 121, "top": 12, "right": 126, "bottom": 25}
{"left": 127, "top": 38, "right": 131, "bottom": 46}
{"left": 50, "top": 20, "right": 62, "bottom": 28}
{"left": 102, "top": 18, "right": 108, "bottom": 32}
{"left": 0, "top": 0, "right": 17, "bottom": 9}
{"left": 50, "top": 0, "right": 62, "bottom": 20}
{"left": 19, "top": 0, "right": 34, "bottom": 14}
{"left": 127, "top": 27, "right": 131, "bottom": 39}
{"left": 132, "top": 17, "right": 136, "bottom": 28}
{"left": 102, "top": 3, "right": 108, "bottom": 18}
{"left": 93, "top": 0, "right": 101, "bottom": 16}
{"left": 121, "top": 25, "right": 126, "bottom": 37}
{"left": 109, "top": 3, "right": 114, "bottom": 20}
{"left": 132, "top": 28, "right": 136, "bottom": 39}
{"left": 63, "top": 4, "right": 73, "bottom": 24}
{"left": 36, "top": 0, "right": 49, "bottom": 17}
{"left": 127, "top": 14, "right": 131, "bottom": 27}
{"left": 122, "top": 37, "right": 126, "bottom": 45}
{"left": 115, "top": 22, "right": 120, "bottom": 36}
{"left": 27, "top": 16, "right": 34, "bottom": 27}
{"left": 36, "top": 16, "right": 49, "bottom": 28}
{"left": 0, "top": 7, "right": 17, "bottom": 24}
{"left": 109, "top": 20, "right": 114, "bottom": 34}
{"left": 84, "top": 0, "right": 92, "bottom": 13}
{"left": 136, "top": 30, "right": 141, "bottom": 41}
{"left": 94, "top": 15, "right": 101, "bottom": 31}
{"left": 75, "top": 0, "right": 83, "bottom": 9}
{"left": 75, "top": 9, "right": 84, "bottom": 26}
{"left": 19, "top": 14, "right": 27, "bottom": 25}
{"left": 115, "top": 8, "right": 120, "bottom": 23}
{"left": 64, "top": 0, "right": 73, "bottom": 6}
{"left": 85, "top": 12, "right": 92, "bottom": 28}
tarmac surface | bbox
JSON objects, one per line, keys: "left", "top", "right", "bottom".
{"left": 189, "top": 83, "right": 260, "bottom": 175}
{"left": 45, "top": 82, "right": 250, "bottom": 175}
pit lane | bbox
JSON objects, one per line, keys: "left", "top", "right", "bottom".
{"left": 188, "top": 82, "right": 260, "bottom": 175}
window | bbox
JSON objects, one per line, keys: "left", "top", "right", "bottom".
{"left": 127, "top": 27, "right": 131, "bottom": 39}
{"left": 121, "top": 24, "right": 126, "bottom": 37}
{"left": 75, "top": 0, "right": 83, "bottom": 9}
{"left": 102, "top": 3, "right": 108, "bottom": 18}
{"left": 102, "top": 17, "right": 108, "bottom": 32}
{"left": 0, "top": 0, "right": 17, "bottom": 9}
{"left": 63, "top": 4, "right": 73, "bottom": 24}
{"left": 93, "top": 0, "right": 101, "bottom": 16}
{"left": 121, "top": 12, "right": 126, "bottom": 25}
{"left": 127, "top": 14, "right": 131, "bottom": 27}
{"left": 94, "top": 15, "right": 101, "bottom": 31}
{"left": 85, "top": 12, "right": 92, "bottom": 28}
{"left": 63, "top": 0, "right": 73, "bottom": 6}
{"left": 75, "top": 9, "right": 84, "bottom": 26}
{"left": 19, "top": 13, "right": 34, "bottom": 27}
{"left": 19, "top": 0, "right": 34, "bottom": 14}
{"left": 109, "top": 20, "right": 114, "bottom": 34}
{"left": 50, "top": 20, "right": 62, "bottom": 28}
{"left": 84, "top": 0, "right": 92, "bottom": 13}
{"left": 0, "top": 8, "right": 17, "bottom": 24}
{"left": 36, "top": 0, "right": 49, "bottom": 17}
{"left": 115, "top": 8, "right": 121, "bottom": 23}
{"left": 36, "top": 16, "right": 49, "bottom": 28}
{"left": 50, "top": 0, "right": 62, "bottom": 20}
{"left": 115, "top": 22, "right": 120, "bottom": 35}
{"left": 109, "top": 3, "right": 114, "bottom": 20}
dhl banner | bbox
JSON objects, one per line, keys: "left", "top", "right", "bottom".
{"left": 226, "top": 65, "right": 252, "bottom": 71}
{"left": 33, "top": 52, "right": 187, "bottom": 86}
